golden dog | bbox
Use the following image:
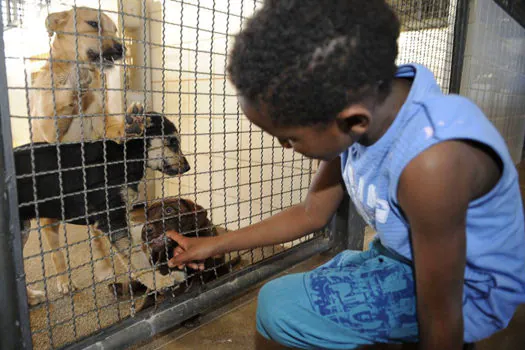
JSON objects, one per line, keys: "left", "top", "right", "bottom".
{"left": 27, "top": 7, "right": 145, "bottom": 305}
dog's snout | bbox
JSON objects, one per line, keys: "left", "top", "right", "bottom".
{"left": 181, "top": 158, "right": 190, "bottom": 173}
{"left": 146, "top": 225, "right": 154, "bottom": 235}
{"left": 113, "top": 42, "right": 124, "bottom": 56}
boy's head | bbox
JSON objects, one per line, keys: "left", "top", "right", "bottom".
{"left": 228, "top": 0, "right": 400, "bottom": 160}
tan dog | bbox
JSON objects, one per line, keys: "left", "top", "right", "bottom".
{"left": 26, "top": 7, "right": 145, "bottom": 305}
{"left": 29, "top": 6, "right": 143, "bottom": 143}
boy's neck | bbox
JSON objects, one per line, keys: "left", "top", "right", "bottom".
{"left": 359, "top": 78, "right": 412, "bottom": 146}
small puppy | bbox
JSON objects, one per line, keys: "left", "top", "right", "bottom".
{"left": 30, "top": 6, "right": 141, "bottom": 143}
{"left": 16, "top": 112, "right": 190, "bottom": 305}
{"left": 109, "top": 197, "right": 241, "bottom": 309}
{"left": 109, "top": 198, "right": 241, "bottom": 307}
{"left": 142, "top": 198, "right": 235, "bottom": 278}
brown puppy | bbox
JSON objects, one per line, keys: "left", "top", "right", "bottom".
{"left": 26, "top": 7, "right": 145, "bottom": 303}
{"left": 109, "top": 198, "right": 241, "bottom": 305}
{"left": 142, "top": 198, "right": 240, "bottom": 279}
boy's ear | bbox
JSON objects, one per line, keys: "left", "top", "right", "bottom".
{"left": 335, "top": 104, "right": 371, "bottom": 136}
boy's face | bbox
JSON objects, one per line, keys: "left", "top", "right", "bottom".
{"left": 239, "top": 97, "right": 357, "bottom": 161}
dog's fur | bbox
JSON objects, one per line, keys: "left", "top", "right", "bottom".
{"left": 16, "top": 112, "right": 190, "bottom": 305}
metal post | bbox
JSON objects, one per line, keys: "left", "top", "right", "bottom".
{"left": 330, "top": 193, "right": 366, "bottom": 252}
{"left": 449, "top": 0, "right": 470, "bottom": 94}
{"left": 0, "top": 1, "right": 33, "bottom": 348}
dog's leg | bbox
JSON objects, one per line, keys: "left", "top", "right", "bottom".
{"left": 91, "top": 227, "right": 114, "bottom": 282}
{"left": 21, "top": 220, "right": 46, "bottom": 306}
{"left": 104, "top": 102, "right": 145, "bottom": 142}
{"left": 41, "top": 218, "right": 77, "bottom": 294}
{"left": 30, "top": 67, "right": 93, "bottom": 143}
{"left": 27, "top": 287, "right": 46, "bottom": 306}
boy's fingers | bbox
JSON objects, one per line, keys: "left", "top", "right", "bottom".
{"left": 168, "top": 253, "right": 189, "bottom": 268}
{"left": 186, "top": 262, "right": 205, "bottom": 270}
{"left": 187, "top": 262, "right": 199, "bottom": 270}
{"left": 166, "top": 231, "right": 185, "bottom": 245}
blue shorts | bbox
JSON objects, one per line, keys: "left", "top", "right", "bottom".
{"left": 256, "top": 240, "right": 419, "bottom": 349}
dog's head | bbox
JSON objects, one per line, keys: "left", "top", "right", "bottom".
{"left": 142, "top": 113, "right": 191, "bottom": 176}
{"left": 141, "top": 198, "right": 212, "bottom": 275}
{"left": 46, "top": 7, "right": 124, "bottom": 67}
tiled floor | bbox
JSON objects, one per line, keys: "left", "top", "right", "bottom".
{"left": 136, "top": 162, "right": 525, "bottom": 350}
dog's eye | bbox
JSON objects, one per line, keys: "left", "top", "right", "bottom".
{"left": 165, "top": 207, "right": 174, "bottom": 214}
{"left": 86, "top": 21, "right": 99, "bottom": 29}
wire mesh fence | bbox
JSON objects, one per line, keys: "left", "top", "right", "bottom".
{"left": 0, "top": 0, "right": 464, "bottom": 348}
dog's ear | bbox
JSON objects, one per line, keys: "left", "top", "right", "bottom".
{"left": 146, "top": 200, "right": 163, "bottom": 219}
{"left": 46, "top": 10, "right": 70, "bottom": 37}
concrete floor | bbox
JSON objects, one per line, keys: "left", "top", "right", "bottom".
{"left": 135, "top": 162, "right": 525, "bottom": 350}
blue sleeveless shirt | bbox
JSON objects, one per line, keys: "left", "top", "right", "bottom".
{"left": 341, "top": 64, "right": 525, "bottom": 342}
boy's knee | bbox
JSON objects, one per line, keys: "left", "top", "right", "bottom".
{"left": 256, "top": 277, "right": 299, "bottom": 344}
{"left": 257, "top": 280, "right": 283, "bottom": 335}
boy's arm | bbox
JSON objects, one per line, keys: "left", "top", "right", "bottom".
{"left": 167, "top": 156, "right": 345, "bottom": 267}
{"left": 398, "top": 140, "right": 493, "bottom": 350}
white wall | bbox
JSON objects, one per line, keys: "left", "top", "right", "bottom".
{"left": 147, "top": 0, "right": 314, "bottom": 231}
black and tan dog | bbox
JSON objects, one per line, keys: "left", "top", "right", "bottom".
{"left": 15, "top": 111, "right": 190, "bottom": 305}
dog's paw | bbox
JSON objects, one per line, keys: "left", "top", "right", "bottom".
{"left": 56, "top": 275, "right": 77, "bottom": 295}
{"left": 125, "top": 102, "right": 145, "bottom": 137}
{"left": 27, "top": 287, "right": 46, "bottom": 306}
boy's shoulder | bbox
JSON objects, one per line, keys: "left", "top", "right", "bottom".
{"left": 387, "top": 91, "right": 512, "bottom": 199}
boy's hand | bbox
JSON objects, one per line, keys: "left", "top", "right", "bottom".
{"left": 166, "top": 231, "right": 220, "bottom": 270}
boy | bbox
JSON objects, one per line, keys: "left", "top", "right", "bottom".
{"left": 166, "top": 0, "right": 525, "bottom": 349}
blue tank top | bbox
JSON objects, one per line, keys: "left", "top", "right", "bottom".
{"left": 341, "top": 64, "right": 525, "bottom": 342}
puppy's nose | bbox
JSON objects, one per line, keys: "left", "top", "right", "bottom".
{"left": 113, "top": 42, "right": 124, "bottom": 56}
{"left": 181, "top": 158, "right": 191, "bottom": 174}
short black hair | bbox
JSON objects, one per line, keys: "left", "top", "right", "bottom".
{"left": 227, "top": 0, "right": 400, "bottom": 126}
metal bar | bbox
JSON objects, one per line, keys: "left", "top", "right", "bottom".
{"left": 449, "top": 0, "right": 470, "bottom": 94}
{"left": 0, "top": 0, "right": 33, "bottom": 348}
{"left": 329, "top": 194, "right": 350, "bottom": 252}
{"left": 63, "top": 235, "right": 331, "bottom": 350}
{"left": 330, "top": 194, "right": 366, "bottom": 252}
{"left": 346, "top": 197, "right": 367, "bottom": 251}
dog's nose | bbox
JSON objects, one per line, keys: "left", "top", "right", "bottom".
{"left": 181, "top": 159, "right": 190, "bottom": 173}
{"left": 113, "top": 42, "right": 124, "bottom": 56}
